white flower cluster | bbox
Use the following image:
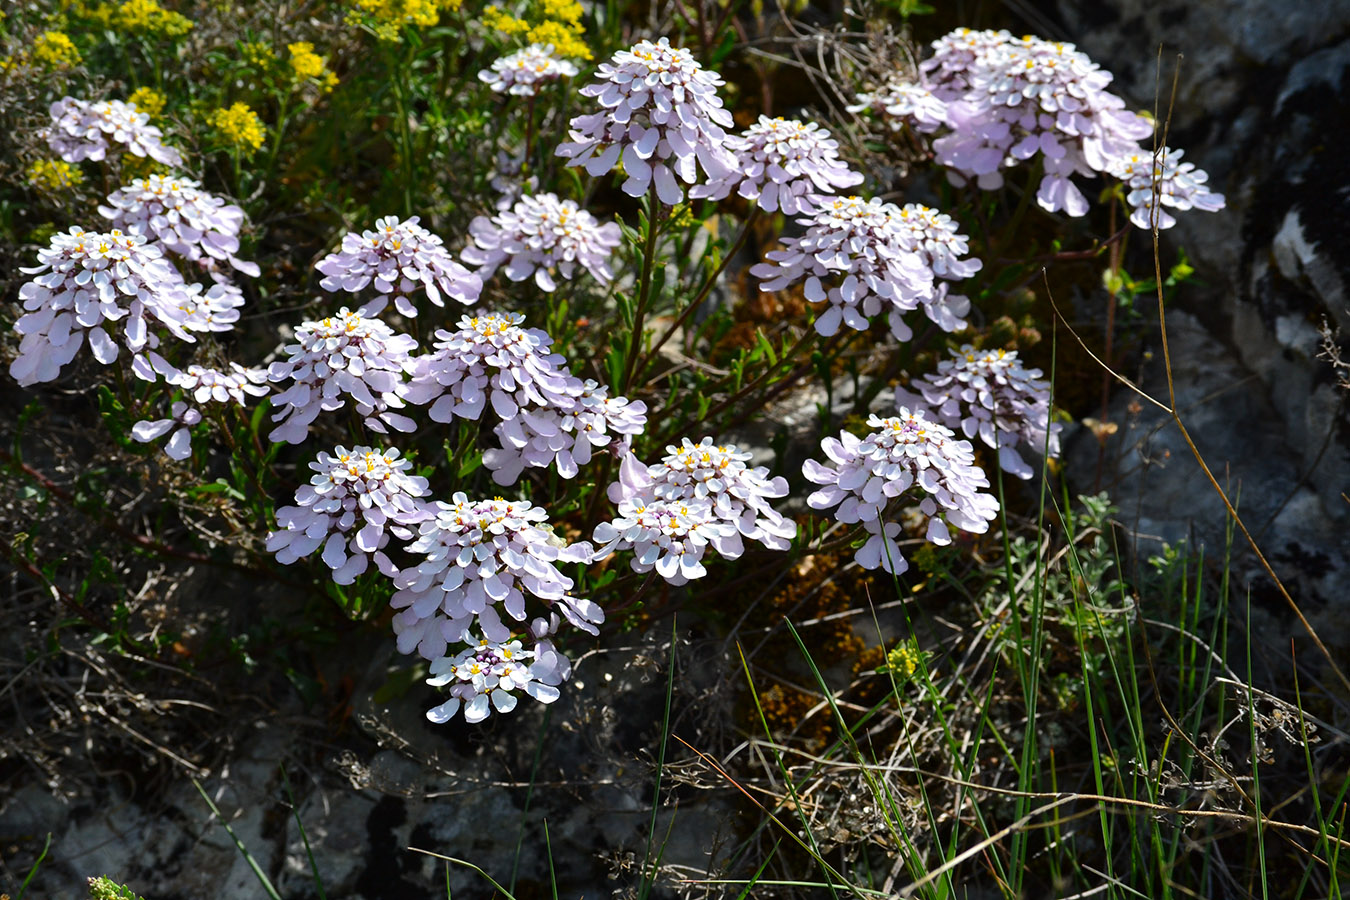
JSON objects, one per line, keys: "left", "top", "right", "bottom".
{"left": 479, "top": 43, "right": 579, "bottom": 96}
{"left": 405, "top": 312, "right": 578, "bottom": 422}
{"left": 99, "top": 174, "right": 260, "bottom": 279}
{"left": 43, "top": 96, "right": 183, "bottom": 166}
{"left": 267, "top": 307, "right": 418, "bottom": 444}
{"left": 267, "top": 446, "right": 431, "bottom": 584}
{"left": 463, "top": 192, "right": 622, "bottom": 292}
{"left": 484, "top": 379, "right": 648, "bottom": 485}
{"left": 849, "top": 29, "right": 1227, "bottom": 227}
{"left": 1110, "top": 146, "right": 1226, "bottom": 230}
{"left": 425, "top": 631, "right": 571, "bottom": 724}
{"left": 131, "top": 364, "right": 270, "bottom": 460}
{"left": 557, "top": 37, "right": 737, "bottom": 204}
{"left": 408, "top": 313, "right": 647, "bottom": 484}
{"left": 390, "top": 495, "right": 599, "bottom": 660}
{"left": 593, "top": 497, "right": 737, "bottom": 586}
{"left": 595, "top": 437, "right": 795, "bottom": 585}
{"left": 804, "top": 410, "right": 999, "bottom": 574}
{"left": 897, "top": 346, "right": 1060, "bottom": 479}
{"left": 316, "top": 216, "right": 482, "bottom": 317}
{"left": 848, "top": 81, "right": 948, "bottom": 133}
{"left": 751, "top": 196, "right": 981, "bottom": 341}
{"left": 692, "top": 116, "right": 863, "bottom": 215}
{"left": 10, "top": 227, "right": 195, "bottom": 386}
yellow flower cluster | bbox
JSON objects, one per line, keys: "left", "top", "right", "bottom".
{"left": 32, "top": 31, "right": 82, "bottom": 68}
{"left": 209, "top": 102, "right": 265, "bottom": 153}
{"left": 481, "top": 0, "right": 590, "bottom": 60}
{"left": 241, "top": 41, "right": 275, "bottom": 68}
{"left": 28, "top": 159, "right": 84, "bottom": 192}
{"left": 76, "top": 0, "right": 194, "bottom": 38}
{"left": 350, "top": 0, "right": 463, "bottom": 41}
{"left": 885, "top": 642, "right": 924, "bottom": 682}
{"left": 127, "top": 86, "right": 166, "bottom": 119}
{"left": 287, "top": 41, "right": 339, "bottom": 92}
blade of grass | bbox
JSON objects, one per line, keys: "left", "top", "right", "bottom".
{"left": 638, "top": 616, "right": 678, "bottom": 900}
{"left": 14, "top": 832, "right": 50, "bottom": 900}
{"left": 280, "top": 765, "right": 327, "bottom": 900}
{"left": 408, "top": 847, "right": 519, "bottom": 900}
{"left": 191, "top": 778, "right": 282, "bottom": 900}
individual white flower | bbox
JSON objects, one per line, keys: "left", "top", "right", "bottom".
{"left": 592, "top": 497, "right": 739, "bottom": 586}
{"left": 10, "top": 227, "right": 194, "bottom": 386}
{"left": 608, "top": 437, "right": 797, "bottom": 553}
{"left": 848, "top": 80, "right": 949, "bottom": 133}
{"left": 483, "top": 379, "right": 649, "bottom": 485}
{"left": 478, "top": 43, "right": 579, "bottom": 96}
{"left": 265, "top": 446, "right": 431, "bottom": 585}
{"left": 316, "top": 216, "right": 482, "bottom": 317}
{"left": 131, "top": 401, "right": 201, "bottom": 461}
{"left": 266, "top": 307, "right": 418, "bottom": 444}
{"left": 404, "top": 312, "right": 580, "bottom": 424}
{"left": 425, "top": 634, "right": 571, "bottom": 724}
{"left": 896, "top": 345, "right": 1060, "bottom": 479}
{"left": 390, "top": 494, "right": 599, "bottom": 661}
{"left": 803, "top": 410, "right": 999, "bottom": 573}
{"left": 98, "top": 174, "right": 260, "bottom": 278}
{"left": 556, "top": 37, "right": 738, "bottom": 204}
{"left": 691, "top": 116, "right": 863, "bottom": 215}
{"left": 42, "top": 96, "right": 183, "bottom": 166}
{"left": 463, "top": 193, "right": 622, "bottom": 291}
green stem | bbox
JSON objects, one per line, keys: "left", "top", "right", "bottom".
{"left": 620, "top": 188, "right": 662, "bottom": 394}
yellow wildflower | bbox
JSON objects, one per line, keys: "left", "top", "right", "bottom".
{"left": 351, "top": 0, "right": 462, "bottom": 37}
{"left": 127, "top": 86, "right": 166, "bottom": 119}
{"left": 884, "top": 642, "right": 925, "bottom": 683}
{"left": 525, "top": 19, "right": 589, "bottom": 59}
{"left": 208, "top": 102, "right": 265, "bottom": 153}
{"left": 105, "top": 0, "right": 195, "bottom": 38}
{"left": 287, "top": 41, "right": 326, "bottom": 80}
{"left": 320, "top": 70, "right": 340, "bottom": 93}
{"left": 28, "top": 159, "right": 84, "bottom": 192}
{"left": 537, "top": 0, "right": 583, "bottom": 25}
{"left": 241, "top": 41, "right": 275, "bottom": 68}
{"left": 32, "top": 31, "right": 82, "bottom": 69}
{"left": 481, "top": 5, "right": 530, "bottom": 34}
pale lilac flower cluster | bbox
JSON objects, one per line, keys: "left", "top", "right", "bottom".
{"left": 177, "top": 282, "right": 245, "bottom": 333}
{"left": 557, "top": 37, "right": 738, "bottom": 204}
{"left": 405, "top": 312, "right": 579, "bottom": 423}
{"left": 897, "top": 346, "right": 1060, "bottom": 479}
{"left": 266, "top": 446, "right": 430, "bottom": 584}
{"left": 804, "top": 410, "right": 999, "bottom": 574}
{"left": 10, "top": 227, "right": 196, "bottom": 386}
{"left": 267, "top": 307, "right": 418, "bottom": 444}
{"left": 171, "top": 363, "right": 270, "bottom": 405}
{"left": 750, "top": 196, "right": 981, "bottom": 341}
{"left": 1110, "top": 146, "right": 1226, "bottom": 230}
{"left": 489, "top": 150, "right": 539, "bottom": 211}
{"left": 130, "top": 364, "right": 269, "bottom": 461}
{"left": 906, "top": 28, "right": 1225, "bottom": 225}
{"left": 691, "top": 116, "right": 863, "bottom": 215}
{"left": 316, "top": 216, "right": 482, "bottom": 317}
{"left": 425, "top": 631, "right": 571, "bottom": 724}
{"left": 592, "top": 497, "right": 737, "bottom": 586}
{"left": 847, "top": 81, "right": 949, "bottom": 134}
{"left": 131, "top": 401, "right": 202, "bottom": 461}
{"left": 43, "top": 96, "right": 183, "bottom": 166}
{"left": 463, "top": 193, "right": 622, "bottom": 291}
{"left": 390, "top": 495, "right": 599, "bottom": 660}
{"left": 608, "top": 438, "right": 797, "bottom": 557}
{"left": 479, "top": 44, "right": 579, "bottom": 96}
{"left": 99, "top": 175, "right": 260, "bottom": 279}
{"left": 484, "top": 379, "right": 648, "bottom": 485}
